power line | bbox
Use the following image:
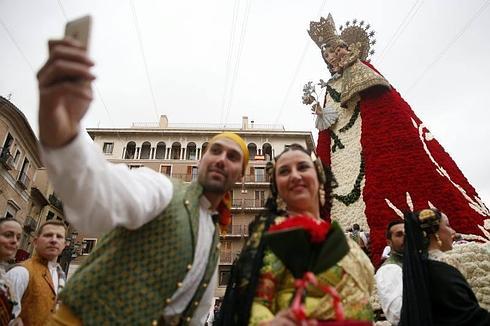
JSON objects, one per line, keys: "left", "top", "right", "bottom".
{"left": 274, "top": 0, "right": 328, "bottom": 124}
{"left": 0, "top": 16, "right": 35, "bottom": 73}
{"left": 219, "top": 0, "right": 240, "bottom": 124}
{"left": 57, "top": 0, "right": 68, "bottom": 20}
{"left": 223, "top": 0, "right": 253, "bottom": 125}
{"left": 377, "top": 0, "right": 424, "bottom": 63}
{"left": 129, "top": 0, "right": 160, "bottom": 121}
{"left": 407, "top": 0, "right": 490, "bottom": 93}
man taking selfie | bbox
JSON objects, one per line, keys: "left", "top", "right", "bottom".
{"left": 37, "top": 34, "right": 249, "bottom": 324}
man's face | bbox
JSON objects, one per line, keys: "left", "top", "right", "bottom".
{"left": 34, "top": 225, "right": 66, "bottom": 261}
{"left": 388, "top": 223, "right": 405, "bottom": 254}
{"left": 198, "top": 139, "right": 244, "bottom": 194}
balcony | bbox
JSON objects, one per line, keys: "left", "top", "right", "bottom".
{"left": 220, "top": 224, "right": 249, "bottom": 238}
{"left": 17, "top": 172, "right": 30, "bottom": 189}
{"left": 49, "top": 193, "right": 63, "bottom": 211}
{"left": 23, "top": 216, "right": 38, "bottom": 233}
{"left": 0, "top": 147, "right": 14, "bottom": 170}
{"left": 231, "top": 198, "right": 266, "bottom": 211}
{"left": 241, "top": 174, "right": 270, "bottom": 183}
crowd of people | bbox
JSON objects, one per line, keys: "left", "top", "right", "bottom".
{"left": 0, "top": 12, "right": 489, "bottom": 326}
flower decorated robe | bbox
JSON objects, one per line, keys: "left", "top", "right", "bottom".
{"left": 315, "top": 60, "right": 489, "bottom": 266}
{"left": 249, "top": 237, "right": 374, "bottom": 325}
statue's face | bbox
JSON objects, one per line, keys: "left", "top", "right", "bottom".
{"left": 322, "top": 44, "right": 349, "bottom": 73}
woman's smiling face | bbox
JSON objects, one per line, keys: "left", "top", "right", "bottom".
{"left": 275, "top": 150, "right": 320, "bottom": 213}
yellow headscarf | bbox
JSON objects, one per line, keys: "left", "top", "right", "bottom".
{"left": 208, "top": 132, "right": 249, "bottom": 172}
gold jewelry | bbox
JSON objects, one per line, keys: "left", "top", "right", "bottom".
{"left": 435, "top": 233, "right": 442, "bottom": 247}
{"left": 276, "top": 196, "right": 287, "bottom": 212}
{"left": 319, "top": 184, "right": 326, "bottom": 207}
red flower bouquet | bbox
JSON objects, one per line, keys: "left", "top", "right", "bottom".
{"left": 268, "top": 215, "right": 330, "bottom": 243}
{"left": 264, "top": 216, "right": 350, "bottom": 322}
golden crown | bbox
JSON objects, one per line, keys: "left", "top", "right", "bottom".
{"left": 308, "top": 14, "right": 376, "bottom": 61}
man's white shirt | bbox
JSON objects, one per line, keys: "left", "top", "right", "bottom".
{"left": 375, "top": 260, "right": 402, "bottom": 325}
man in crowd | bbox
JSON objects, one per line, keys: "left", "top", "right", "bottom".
{"left": 375, "top": 220, "right": 405, "bottom": 325}
{"left": 37, "top": 38, "right": 249, "bottom": 324}
{"left": 7, "top": 221, "right": 67, "bottom": 325}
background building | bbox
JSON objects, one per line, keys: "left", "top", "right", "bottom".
{"left": 0, "top": 96, "right": 69, "bottom": 258}
{"left": 86, "top": 115, "right": 314, "bottom": 297}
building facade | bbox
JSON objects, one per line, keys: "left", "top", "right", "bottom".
{"left": 86, "top": 115, "right": 314, "bottom": 297}
{"left": 0, "top": 96, "right": 67, "bottom": 257}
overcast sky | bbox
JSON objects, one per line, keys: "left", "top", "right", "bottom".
{"left": 1, "top": 0, "right": 489, "bottom": 205}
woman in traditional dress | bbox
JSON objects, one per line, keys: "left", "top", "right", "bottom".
{"left": 305, "top": 14, "right": 488, "bottom": 265}
{"left": 401, "top": 208, "right": 490, "bottom": 325}
{"left": 0, "top": 218, "right": 22, "bottom": 325}
{"left": 217, "top": 144, "right": 374, "bottom": 325}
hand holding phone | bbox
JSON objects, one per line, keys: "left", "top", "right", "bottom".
{"left": 37, "top": 15, "right": 95, "bottom": 148}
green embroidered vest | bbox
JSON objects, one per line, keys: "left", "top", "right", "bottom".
{"left": 59, "top": 180, "right": 220, "bottom": 325}
{"left": 382, "top": 251, "right": 403, "bottom": 268}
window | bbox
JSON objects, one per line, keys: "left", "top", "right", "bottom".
{"left": 255, "top": 190, "right": 266, "bottom": 207}
{"left": 191, "top": 166, "right": 198, "bottom": 181}
{"left": 46, "top": 211, "right": 55, "bottom": 220}
{"left": 247, "top": 143, "right": 257, "bottom": 160}
{"left": 155, "top": 142, "right": 166, "bottom": 159}
{"left": 124, "top": 142, "right": 136, "bottom": 159}
{"left": 4, "top": 201, "right": 19, "bottom": 218}
{"left": 186, "top": 143, "right": 197, "bottom": 160}
{"left": 13, "top": 150, "right": 21, "bottom": 164}
{"left": 160, "top": 165, "right": 171, "bottom": 176}
{"left": 82, "top": 238, "right": 97, "bottom": 255}
{"left": 17, "top": 158, "right": 30, "bottom": 189}
{"left": 218, "top": 266, "right": 232, "bottom": 286}
{"left": 2, "top": 133, "right": 13, "bottom": 151}
{"left": 140, "top": 142, "right": 151, "bottom": 159}
{"left": 102, "top": 142, "right": 114, "bottom": 154}
{"left": 171, "top": 142, "right": 181, "bottom": 160}
{"left": 254, "top": 167, "right": 265, "bottom": 182}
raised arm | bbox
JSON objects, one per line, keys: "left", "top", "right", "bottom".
{"left": 38, "top": 39, "right": 173, "bottom": 235}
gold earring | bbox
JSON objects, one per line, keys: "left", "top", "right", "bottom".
{"left": 435, "top": 233, "right": 442, "bottom": 247}
{"left": 276, "top": 196, "right": 287, "bottom": 212}
{"left": 319, "top": 184, "right": 326, "bottom": 207}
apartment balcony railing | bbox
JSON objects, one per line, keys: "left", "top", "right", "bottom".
{"left": 220, "top": 224, "right": 249, "bottom": 237}
{"left": 49, "top": 194, "right": 63, "bottom": 211}
{"left": 231, "top": 199, "right": 266, "bottom": 210}
{"left": 241, "top": 175, "right": 270, "bottom": 183}
{"left": 17, "top": 172, "right": 30, "bottom": 189}
{"left": 0, "top": 147, "right": 14, "bottom": 170}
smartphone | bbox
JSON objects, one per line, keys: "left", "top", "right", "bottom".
{"left": 65, "top": 15, "right": 92, "bottom": 49}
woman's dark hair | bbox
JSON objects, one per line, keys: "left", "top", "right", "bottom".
{"left": 265, "top": 143, "right": 336, "bottom": 220}
{"left": 400, "top": 210, "right": 438, "bottom": 326}
{"left": 0, "top": 218, "right": 22, "bottom": 228}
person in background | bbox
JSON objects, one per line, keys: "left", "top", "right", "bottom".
{"left": 375, "top": 220, "right": 404, "bottom": 325}
{"left": 401, "top": 209, "right": 490, "bottom": 325}
{"left": 0, "top": 218, "right": 22, "bottom": 326}
{"left": 7, "top": 221, "right": 67, "bottom": 326}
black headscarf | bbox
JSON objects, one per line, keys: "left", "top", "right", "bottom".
{"left": 400, "top": 209, "right": 442, "bottom": 326}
